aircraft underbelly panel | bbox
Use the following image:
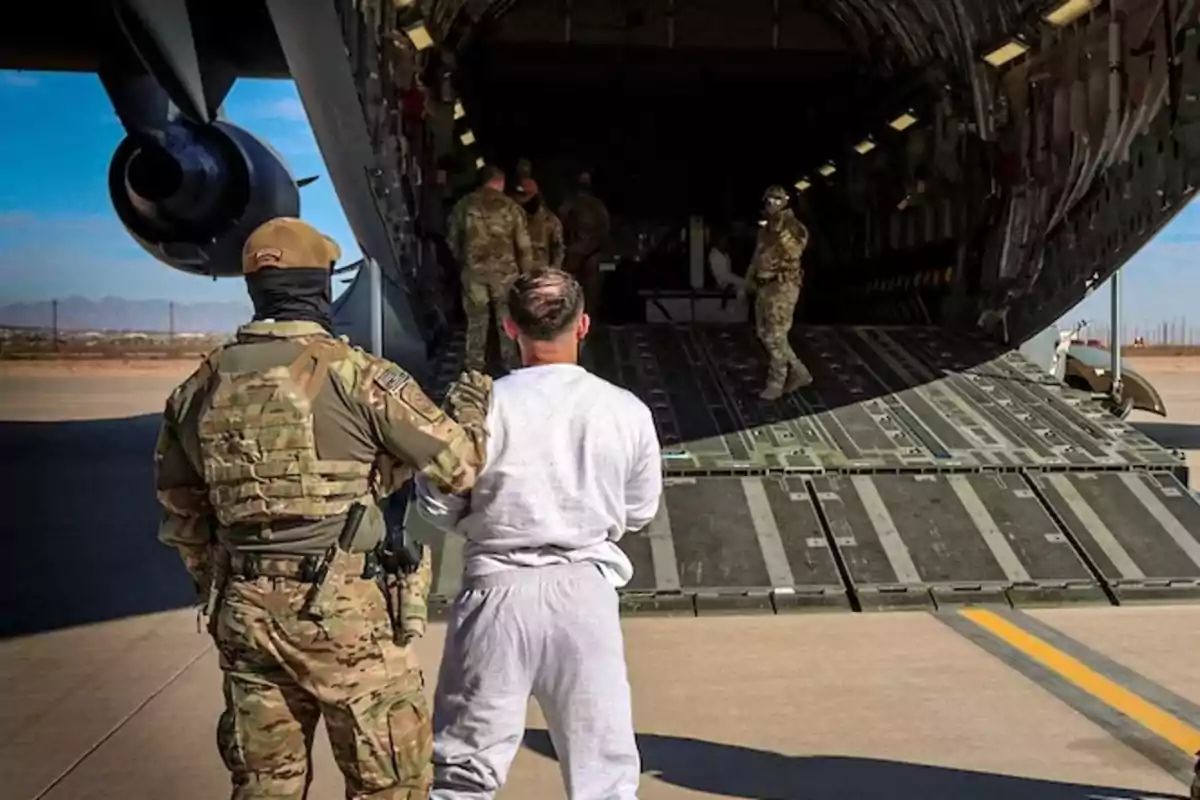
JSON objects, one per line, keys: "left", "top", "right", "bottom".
{"left": 417, "top": 324, "right": 1200, "bottom": 614}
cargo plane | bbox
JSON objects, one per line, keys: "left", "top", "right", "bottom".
{"left": 5, "top": 0, "right": 1200, "bottom": 612}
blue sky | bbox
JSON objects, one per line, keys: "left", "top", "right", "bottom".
{"left": 0, "top": 70, "right": 358, "bottom": 307}
{"left": 0, "top": 68, "right": 1195, "bottom": 332}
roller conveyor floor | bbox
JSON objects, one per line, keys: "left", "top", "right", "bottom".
{"left": 415, "top": 324, "right": 1200, "bottom": 614}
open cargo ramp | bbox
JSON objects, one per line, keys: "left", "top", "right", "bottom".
{"left": 413, "top": 325, "right": 1200, "bottom": 615}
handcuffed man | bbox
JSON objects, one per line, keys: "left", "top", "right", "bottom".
{"left": 416, "top": 268, "right": 663, "bottom": 800}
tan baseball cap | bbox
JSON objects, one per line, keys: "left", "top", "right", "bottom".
{"left": 241, "top": 217, "right": 342, "bottom": 274}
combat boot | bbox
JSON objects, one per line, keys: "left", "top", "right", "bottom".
{"left": 759, "top": 384, "right": 784, "bottom": 401}
{"left": 783, "top": 361, "right": 813, "bottom": 393}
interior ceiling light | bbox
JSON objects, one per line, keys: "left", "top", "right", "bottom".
{"left": 475, "top": 156, "right": 485, "bottom": 169}
{"left": 854, "top": 138, "right": 877, "bottom": 155}
{"left": 454, "top": 100, "right": 465, "bottom": 120}
{"left": 889, "top": 112, "right": 918, "bottom": 131}
{"left": 982, "top": 39, "right": 1030, "bottom": 67}
{"left": 818, "top": 163, "right": 837, "bottom": 177}
{"left": 460, "top": 129, "right": 476, "bottom": 146}
{"left": 404, "top": 21, "right": 434, "bottom": 51}
{"left": 794, "top": 178, "right": 812, "bottom": 192}
{"left": 1043, "top": 0, "right": 1099, "bottom": 26}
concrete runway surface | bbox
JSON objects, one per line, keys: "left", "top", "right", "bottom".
{"left": 2, "top": 356, "right": 1199, "bottom": 800}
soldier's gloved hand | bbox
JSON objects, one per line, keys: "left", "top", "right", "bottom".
{"left": 444, "top": 369, "right": 493, "bottom": 425}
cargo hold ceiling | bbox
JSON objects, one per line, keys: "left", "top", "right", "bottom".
{"left": 432, "top": 0, "right": 1028, "bottom": 71}
{"left": 425, "top": 0, "right": 1031, "bottom": 216}
{"left": 396, "top": 0, "right": 1196, "bottom": 340}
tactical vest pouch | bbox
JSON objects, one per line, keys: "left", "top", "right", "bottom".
{"left": 199, "top": 338, "right": 372, "bottom": 529}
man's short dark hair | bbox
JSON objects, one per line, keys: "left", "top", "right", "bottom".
{"left": 482, "top": 165, "right": 504, "bottom": 184}
{"left": 508, "top": 269, "right": 585, "bottom": 341}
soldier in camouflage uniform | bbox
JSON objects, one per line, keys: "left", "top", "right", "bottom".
{"left": 559, "top": 171, "right": 611, "bottom": 315}
{"left": 746, "top": 185, "right": 813, "bottom": 400}
{"left": 154, "top": 217, "right": 493, "bottom": 800}
{"left": 448, "top": 165, "right": 533, "bottom": 371}
{"left": 514, "top": 178, "right": 564, "bottom": 270}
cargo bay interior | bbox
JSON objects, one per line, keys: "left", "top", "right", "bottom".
{"left": 442, "top": 0, "right": 986, "bottom": 332}
{"left": 396, "top": 0, "right": 1200, "bottom": 613}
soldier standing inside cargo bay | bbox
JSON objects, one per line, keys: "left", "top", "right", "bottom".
{"left": 449, "top": 165, "right": 533, "bottom": 371}
{"left": 745, "top": 185, "right": 813, "bottom": 400}
{"left": 153, "top": 217, "right": 493, "bottom": 800}
{"left": 560, "top": 170, "right": 611, "bottom": 315}
{"left": 515, "top": 177, "right": 564, "bottom": 270}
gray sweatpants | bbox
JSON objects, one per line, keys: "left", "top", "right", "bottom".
{"left": 430, "top": 563, "right": 640, "bottom": 800}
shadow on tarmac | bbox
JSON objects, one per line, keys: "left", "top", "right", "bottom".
{"left": 1132, "top": 421, "right": 1200, "bottom": 450}
{"left": 0, "top": 414, "right": 195, "bottom": 639}
{"left": 523, "top": 729, "right": 1187, "bottom": 800}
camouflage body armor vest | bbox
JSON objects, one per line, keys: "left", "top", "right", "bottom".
{"left": 198, "top": 338, "right": 374, "bottom": 528}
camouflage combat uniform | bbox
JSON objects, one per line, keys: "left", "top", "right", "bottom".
{"left": 515, "top": 179, "right": 564, "bottom": 271}
{"left": 559, "top": 188, "right": 610, "bottom": 314}
{"left": 747, "top": 186, "right": 812, "bottom": 400}
{"left": 155, "top": 218, "right": 490, "bottom": 800}
{"left": 448, "top": 185, "right": 533, "bottom": 371}
{"left": 528, "top": 206, "right": 564, "bottom": 270}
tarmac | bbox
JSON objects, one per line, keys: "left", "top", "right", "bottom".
{"left": 2, "top": 355, "right": 1199, "bottom": 799}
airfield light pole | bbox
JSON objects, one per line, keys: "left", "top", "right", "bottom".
{"left": 368, "top": 257, "right": 383, "bottom": 357}
{"left": 1110, "top": 269, "right": 1123, "bottom": 399}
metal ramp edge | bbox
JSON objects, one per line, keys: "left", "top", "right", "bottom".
{"left": 413, "top": 324, "right": 1200, "bottom": 615}
{"left": 415, "top": 468, "right": 1200, "bottom": 617}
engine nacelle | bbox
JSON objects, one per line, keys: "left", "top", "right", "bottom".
{"left": 108, "top": 120, "right": 300, "bottom": 277}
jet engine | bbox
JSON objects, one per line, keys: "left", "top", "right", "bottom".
{"left": 108, "top": 120, "right": 300, "bottom": 277}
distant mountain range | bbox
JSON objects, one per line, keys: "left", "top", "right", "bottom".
{"left": 0, "top": 297, "right": 253, "bottom": 333}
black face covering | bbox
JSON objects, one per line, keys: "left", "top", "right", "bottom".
{"left": 246, "top": 268, "right": 333, "bottom": 330}
{"left": 522, "top": 195, "right": 542, "bottom": 214}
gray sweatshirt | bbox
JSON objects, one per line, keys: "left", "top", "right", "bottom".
{"left": 414, "top": 362, "right": 662, "bottom": 588}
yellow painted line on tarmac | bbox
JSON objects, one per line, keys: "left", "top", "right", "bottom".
{"left": 959, "top": 608, "right": 1200, "bottom": 756}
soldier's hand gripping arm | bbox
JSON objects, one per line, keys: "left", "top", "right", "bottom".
{"left": 414, "top": 369, "right": 493, "bottom": 530}
{"left": 153, "top": 394, "right": 215, "bottom": 602}
{"left": 353, "top": 356, "right": 490, "bottom": 497}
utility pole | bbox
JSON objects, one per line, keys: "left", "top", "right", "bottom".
{"left": 168, "top": 301, "right": 176, "bottom": 341}
{"left": 51, "top": 298, "right": 59, "bottom": 353}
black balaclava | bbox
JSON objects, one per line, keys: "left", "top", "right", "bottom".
{"left": 246, "top": 268, "right": 333, "bottom": 330}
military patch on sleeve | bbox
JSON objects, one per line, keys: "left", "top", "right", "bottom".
{"left": 399, "top": 381, "right": 444, "bottom": 425}
{"left": 373, "top": 366, "right": 410, "bottom": 397}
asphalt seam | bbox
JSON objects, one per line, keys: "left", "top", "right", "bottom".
{"left": 30, "top": 642, "right": 214, "bottom": 800}
{"left": 935, "top": 610, "right": 1196, "bottom": 786}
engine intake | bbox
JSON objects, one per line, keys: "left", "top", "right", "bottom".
{"left": 108, "top": 120, "right": 300, "bottom": 277}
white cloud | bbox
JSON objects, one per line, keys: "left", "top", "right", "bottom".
{"left": 1, "top": 72, "right": 38, "bottom": 88}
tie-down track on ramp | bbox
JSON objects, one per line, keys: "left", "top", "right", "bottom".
{"left": 414, "top": 325, "right": 1200, "bottom": 616}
